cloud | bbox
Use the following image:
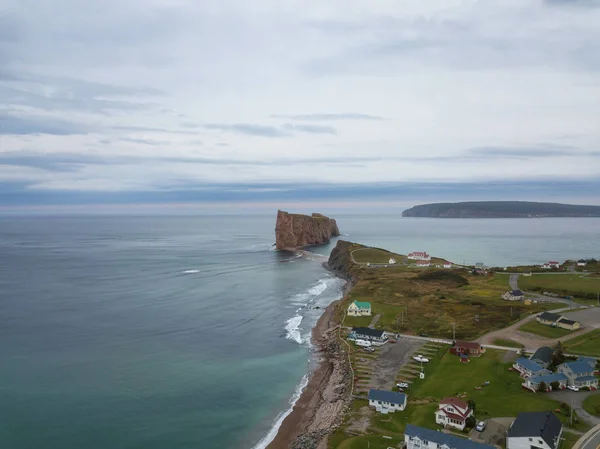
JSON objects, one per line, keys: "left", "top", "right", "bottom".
{"left": 282, "top": 123, "right": 337, "bottom": 135}
{"left": 120, "top": 137, "right": 169, "bottom": 146}
{"left": 466, "top": 146, "right": 575, "bottom": 158}
{"left": 0, "top": 115, "right": 92, "bottom": 135}
{"left": 203, "top": 123, "right": 290, "bottom": 138}
{"left": 271, "top": 113, "right": 384, "bottom": 121}
{"left": 111, "top": 126, "right": 198, "bottom": 135}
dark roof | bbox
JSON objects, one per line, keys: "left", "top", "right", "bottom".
{"left": 440, "top": 397, "right": 470, "bottom": 410}
{"left": 511, "top": 289, "right": 524, "bottom": 296}
{"left": 527, "top": 373, "right": 568, "bottom": 385}
{"left": 368, "top": 389, "right": 406, "bottom": 404}
{"left": 455, "top": 340, "right": 481, "bottom": 350}
{"left": 562, "top": 361, "right": 594, "bottom": 375}
{"left": 538, "top": 312, "right": 562, "bottom": 322}
{"left": 352, "top": 327, "right": 384, "bottom": 338}
{"left": 557, "top": 318, "right": 577, "bottom": 326}
{"left": 507, "top": 412, "right": 562, "bottom": 448}
{"left": 405, "top": 424, "right": 495, "bottom": 449}
{"left": 530, "top": 347, "right": 554, "bottom": 364}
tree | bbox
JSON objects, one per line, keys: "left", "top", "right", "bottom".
{"left": 467, "top": 400, "right": 477, "bottom": 413}
{"left": 466, "top": 416, "right": 477, "bottom": 429}
{"left": 519, "top": 348, "right": 527, "bottom": 358}
{"left": 537, "top": 381, "right": 547, "bottom": 392}
{"left": 550, "top": 381, "right": 560, "bottom": 391}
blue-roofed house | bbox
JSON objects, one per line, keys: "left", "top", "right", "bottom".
{"left": 557, "top": 361, "right": 599, "bottom": 389}
{"left": 368, "top": 389, "right": 407, "bottom": 413}
{"left": 522, "top": 372, "right": 568, "bottom": 392}
{"left": 404, "top": 424, "right": 495, "bottom": 449}
{"left": 513, "top": 358, "right": 549, "bottom": 378}
{"left": 577, "top": 356, "right": 598, "bottom": 370}
{"left": 530, "top": 347, "right": 555, "bottom": 369}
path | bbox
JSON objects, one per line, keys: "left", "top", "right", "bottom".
{"left": 368, "top": 314, "right": 381, "bottom": 329}
{"left": 548, "top": 390, "right": 600, "bottom": 427}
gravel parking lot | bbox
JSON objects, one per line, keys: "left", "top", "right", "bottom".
{"left": 366, "top": 338, "right": 425, "bottom": 390}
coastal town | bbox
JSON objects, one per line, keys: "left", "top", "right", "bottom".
{"left": 281, "top": 240, "right": 600, "bottom": 449}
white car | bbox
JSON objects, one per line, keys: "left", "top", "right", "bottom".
{"left": 476, "top": 421, "right": 486, "bottom": 432}
{"left": 567, "top": 385, "right": 579, "bottom": 392}
{"left": 413, "top": 355, "right": 430, "bottom": 363}
{"left": 396, "top": 382, "right": 409, "bottom": 389}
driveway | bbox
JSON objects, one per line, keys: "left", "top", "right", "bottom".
{"left": 471, "top": 417, "right": 513, "bottom": 447}
{"left": 367, "top": 339, "right": 425, "bottom": 391}
{"left": 547, "top": 390, "right": 600, "bottom": 427}
{"left": 561, "top": 308, "right": 600, "bottom": 329}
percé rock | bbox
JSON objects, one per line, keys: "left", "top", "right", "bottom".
{"left": 275, "top": 210, "right": 340, "bottom": 250}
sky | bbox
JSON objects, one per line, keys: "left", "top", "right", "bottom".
{"left": 2, "top": 0, "right": 600, "bottom": 212}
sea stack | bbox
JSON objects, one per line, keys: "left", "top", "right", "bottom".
{"left": 275, "top": 210, "right": 340, "bottom": 250}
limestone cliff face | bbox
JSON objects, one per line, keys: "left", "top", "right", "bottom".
{"left": 275, "top": 210, "right": 340, "bottom": 250}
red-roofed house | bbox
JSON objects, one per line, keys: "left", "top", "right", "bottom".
{"left": 435, "top": 397, "right": 474, "bottom": 430}
{"left": 408, "top": 251, "right": 431, "bottom": 261}
{"left": 451, "top": 340, "right": 484, "bottom": 356}
{"left": 548, "top": 261, "right": 560, "bottom": 268}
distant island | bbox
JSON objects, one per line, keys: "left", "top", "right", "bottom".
{"left": 274, "top": 210, "right": 340, "bottom": 249}
{"left": 402, "top": 201, "right": 600, "bottom": 218}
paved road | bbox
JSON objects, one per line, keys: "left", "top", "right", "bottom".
{"left": 548, "top": 390, "right": 600, "bottom": 427}
{"left": 575, "top": 425, "right": 600, "bottom": 449}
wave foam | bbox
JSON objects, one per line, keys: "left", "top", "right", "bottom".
{"left": 251, "top": 373, "right": 310, "bottom": 449}
{"left": 285, "top": 315, "right": 303, "bottom": 344}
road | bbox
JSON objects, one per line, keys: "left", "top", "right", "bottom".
{"left": 574, "top": 424, "right": 600, "bottom": 449}
{"left": 548, "top": 390, "right": 600, "bottom": 427}
{"left": 509, "top": 273, "right": 579, "bottom": 306}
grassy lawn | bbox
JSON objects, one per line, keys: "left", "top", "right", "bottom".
{"left": 562, "top": 431, "right": 581, "bottom": 449}
{"left": 492, "top": 338, "right": 524, "bottom": 348}
{"left": 352, "top": 248, "right": 403, "bottom": 264}
{"left": 582, "top": 394, "right": 600, "bottom": 417}
{"left": 563, "top": 329, "right": 600, "bottom": 357}
{"left": 519, "top": 274, "right": 600, "bottom": 300}
{"left": 518, "top": 321, "right": 573, "bottom": 339}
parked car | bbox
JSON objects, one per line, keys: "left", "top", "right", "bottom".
{"left": 396, "top": 382, "right": 409, "bottom": 389}
{"left": 388, "top": 339, "right": 397, "bottom": 343}
{"left": 476, "top": 421, "right": 486, "bottom": 432}
{"left": 363, "top": 347, "right": 375, "bottom": 352}
{"left": 413, "top": 355, "right": 430, "bottom": 363}
{"left": 567, "top": 385, "right": 579, "bottom": 392}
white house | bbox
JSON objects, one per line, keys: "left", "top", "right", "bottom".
{"left": 443, "top": 262, "right": 452, "bottom": 268}
{"left": 405, "top": 424, "right": 495, "bottom": 449}
{"left": 408, "top": 251, "right": 431, "bottom": 261}
{"left": 416, "top": 260, "right": 431, "bottom": 268}
{"left": 351, "top": 327, "right": 388, "bottom": 344}
{"left": 347, "top": 300, "right": 371, "bottom": 317}
{"left": 435, "top": 397, "right": 473, "bottom": 430}
{"left": 389, "top": 258, "right": 396, "bottom": 264}
{"left": 557, "top": 361, "right": 599, "bottom": 389}
{"left": 577, "top": 259, "right": 587, "bottom": 267}
{"left": 368, "top": 389, "right": 407, "bottom": 414}
{"left": 502, "top": 290, "right": 525, "bottom": 301}
{"left": 522, "top": 373, "right": 568, "bottom": 392}
{"left": 541, "top": 263, "right": 552, "bottom": 269}
{"left": 507, "top": 412, "right": 563, "bottom": 449}
{"left": 512, "top": 358, "right": 549, "bottom": 378}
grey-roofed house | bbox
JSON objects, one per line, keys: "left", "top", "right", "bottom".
{"left": 503, "top": 289, "right": 525, "bottom": 301}
{"left": 557, "top": 361, "right": 599, "bottom": 389}
{"left": 556, "top": 317, "right": 580, "bottom": 331}
{"left": 530, "top": 347, "right": 554, "bottom": 368}
{"left": 405, "top": 424, "right": 495, "bottom": 449}
{"left": 368, "top": 389, "right": 407, "bottom": 413}
{"left": 513, "top": 358, "right": 550, "bottom": 378}
{"left": 352, "top": 327, "right": 388, "bottom": 344}
{"left": 522, "top": 372, "right": 568, "bottom": 392}
{"left": 537, "top": 312, "right": 563, "bottom": 326}
{"left": 507, "top": 411, "right": 562, "bottom": 449}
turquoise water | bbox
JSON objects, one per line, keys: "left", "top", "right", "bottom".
{"left": 1, "top": 214, "right": 599, "bottom": 449}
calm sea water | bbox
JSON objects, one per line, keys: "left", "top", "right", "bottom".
{"left": 1, "top": 214, "right": 599, "bottom": 449}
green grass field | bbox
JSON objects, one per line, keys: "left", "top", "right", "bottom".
{"left": 352, "top": 248, "right": 402, "bottom": 264}
{"left": 492, "top": 338, "right": 524, "bottom": 348}
{"left": 518, "top": 321, "right": 574, "bottom": 339}
{"left": 519, "top": 273, "right": 600, "bottom": 298}
{"left": 562, "top": 431, "right": 582, "bottom": 449}
{"left": 582, "top": 394, "right": 600, "bottom": 417}
{"left": 564, "top": 329, "right": 600, "bottom": 357}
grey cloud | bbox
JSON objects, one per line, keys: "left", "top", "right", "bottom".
{"left": 111, "top": 125, "right": 198, "bottom": 135}
{"left": 203, "top": 123, "right": 290, "bottom": 138}
{"left": 0, "top": 115, "right": 92, "bottom": 136}
{"left": 120, "top": 137, "right": 169, "bottom": 146}
{"left": 467, "top": 146, "right": 575, "bottom": 158}
{"left": 544, "top": 0, "right": 600, "bottom": 6}
{"left": 282, "top": 123, "right": 337, "bottom": 135}
{"left": 271, "top": 113, "right": 384, "bottom": 121}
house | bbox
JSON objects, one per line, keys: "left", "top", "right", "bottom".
{"left": 541, "top": 263, "right": 552, "bottom": 269}
{"left": 443, "top": 261, "right": 452, "bottom": 268}
{"left": 513, "top": 358, "right": 550, "bottom": 378}
{"left": 405, "top": 424, "right": 495, "bottom": 449}
{"left": 368, "top": 389, "right": 407, "bottom": 413}
{"left": 416, "top": 260, "right": 431, "bottom": 267}
{"left": 475, "top": 262, "right": 485, "bottom": 268}
{"left": 435, "top": 397, "right": 474, "bottom": 430}
{"left": 452, "top": 340, "right": 484, "bottom": 356}
{"left": 347, "top": 300, "right": 372, "bottom": 317}
{"left": 522, "top": 373, "right": 568, "bottom": 392}
{"left": 530, "top": 347, "right": 554, "bottom": 368}
{"left": 557, "top": 361, "right": 599, "bottom": 389}
{"left": 549, "top": 261, "right": 560, "bottom": 268}
{"left": 408, "top": 251, "right": 431, "bottom": 261}
{"left": 577, "top": 259, "right": 587, "bottom": 267}
{"left": 537, "top": 312, "right": 563, "bottom": 326}
{"left": 556, "top": 318, "right": 580, "bottom": 331}
{"left": 389, "top": 258, "right": 396, "bottom": 264}
{"left": 352, "top": 327, "right": 388, "bottom": 344}
{"left": 507, "top": 412, "right": 563, "bottom": 449}
{"left": 577, "top": 356, "right": 598, "bottom": 371}
{"left": 503, "top": 290, "right": 525, "bottom": 301}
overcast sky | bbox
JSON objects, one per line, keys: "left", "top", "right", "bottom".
{"left": 2, "top": 0, "right": 600, "bottom": 210}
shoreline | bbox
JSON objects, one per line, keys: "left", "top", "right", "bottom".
{"left": 265, "top": 271, "right": 353, "bottom": 449}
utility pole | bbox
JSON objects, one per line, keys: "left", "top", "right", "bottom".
{"left": 453, "top": 322, "right": 456, "bottom": 342}
{"left": 570, "top": 399, "right": 573, "bottom": 427}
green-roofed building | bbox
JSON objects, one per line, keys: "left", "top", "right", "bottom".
{"left": 347, "top": 300, "right": 372, "bottom": 317}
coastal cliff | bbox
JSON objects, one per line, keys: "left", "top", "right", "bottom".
{"left": 275, "top": 210, "right": 340, "bottom": 250}
{"left": 402, "top": 201, "right": 600, "bottom": 218}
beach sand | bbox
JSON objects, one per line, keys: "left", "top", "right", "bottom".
{"left": 266, "top": 294, "right": 351, "bottom": 449}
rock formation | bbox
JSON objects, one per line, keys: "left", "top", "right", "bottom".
{"left": 275, "top": 210, "right": 340, "bottom": 250}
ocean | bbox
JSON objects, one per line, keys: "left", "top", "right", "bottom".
{"left": 1, "top": 214, "right": 599, "bottom": 449}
